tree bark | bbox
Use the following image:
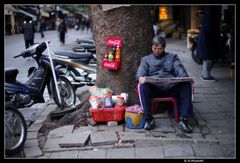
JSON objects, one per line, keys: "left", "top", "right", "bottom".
{"left": 91, "top": 5, "right": 154, "bottom": 105}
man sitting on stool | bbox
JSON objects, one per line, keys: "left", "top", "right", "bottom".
{"left": 136, "top": 35, "right": 193, "bottom": 133}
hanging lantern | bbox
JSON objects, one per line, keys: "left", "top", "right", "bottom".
{"left": 159, "top": 6, "right": 168, "bottom": 20}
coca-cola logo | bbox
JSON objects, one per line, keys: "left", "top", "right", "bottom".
{"left": 107, "top": 37, "right": 122, "bottom": 47}
{"left": 107, "top": 40, "right": 120, "bottom": 46}
{"left": 104, "top": 62, "right": 116, "bottom": 68}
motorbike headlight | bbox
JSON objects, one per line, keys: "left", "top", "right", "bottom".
{"left": 88, "top": 73, "right": 96, "bottom": 80}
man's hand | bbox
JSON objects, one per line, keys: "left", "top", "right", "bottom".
{"left": 139, "top": 77, "right": 146, "bottom": 84}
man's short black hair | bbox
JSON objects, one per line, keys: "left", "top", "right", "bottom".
{"left": 152, "top": 35, "right": 166, "bottom": 47}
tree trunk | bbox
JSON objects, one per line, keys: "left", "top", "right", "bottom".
{"left": 91, "top": 5, "right": 154, "bottom": 105}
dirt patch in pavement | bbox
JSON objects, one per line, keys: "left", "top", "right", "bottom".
{"left": 38, "top": 91, "right": 92, "bottom": 149}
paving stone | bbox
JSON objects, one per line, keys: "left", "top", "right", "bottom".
{"left": 19, "top": 107, "right": 45, "bottom": 123}
{"left": 207, "top": 124, "right": 234, "bottom": 134}
{"left": 199, "top": 125, "right": 210, "bottom": 135}
{"left": 124, "top": 127, "right": 146, "bottom": 132}
{"left": 204, "top": 134, "right": 216, "bottom": 140}
{"left": 153, "top": 126, "right": 175, "bottom": 133}
{"left": 150, "top": 131, "right": 177, "bottom": 138}
{"left": 49, "top": 150, "right": 79, "bottom": 158}
{"left": 194, "top": 87, "right": 219, "bottom": 94}
{"left": 163, "top": 143, "right": 194, "bottom": 158}
{"left": 118, "top": 131, "right": 147, "bottom": 142}
{"left": 47, "top": 125, "right": 74, "bottom": 138}
{"left": 176, "top": 133, "right": 204, "bottom": 139}
{"left": 206, "top": 119, "right": 234, "bottom": 128}
{"left": 155, "top": 118, "right": 173, "bottom": 126}
{"left": 38, "top": 133, "right": 48, "bottom": 150}
{"left": 211, "top": 133, "right": 236, "bottom": 145}
{"left": 77, "top": 149, "right": 107, "bottom": 158}
{"left": 42, "top": 138, "right": 79, "bottom": 152}
{"left": 24, "top": 146, "right": 43, "bottom": 158}
{"left": 33, "top": 115, "right": 47, "bottom": 125}
{"left": 40, "top": 104, "right": 56, "bottom": 116}
{"left": 90, "top": 131, "right": 118, "bottom": 146}
{"left": 106, "top": 148, "right": 135, "bottom": 158}
{"left": 58, "top": 132, "right": 90, "bottom": 147}
{"left": 200, "top": 112, "right": 227, "bottom": 120}
{"left": 192, "top": 142, "right": 225, "bottom": 158}
{"left": 36, "top": 152, "right": 51, "bottom": 159}
{"left": 24, "top": 139, "right": 39, "bottom": 148}
{"left": 220, "top": 143, "right": 236, "bottom": 158}
{"left": 153, "top": 113, "right": 169, "bottom": 118}
{"left": 27, "top": 131, "right": 38, "bottom": 140}
{"left": 114, "top": 142, "right": 134, "bottom": 148}
{"left": 135, "top": 138, "right": 163, "bottom": 147}
{"left": 135, "top": 146, "right": 164, "bottom": 158}
{"left": 28, "top": 123, "right": 42, "bottom": 132}
{"left": 73, "top": 125, "right": 97, "bottom": 133}
{"left": 194, "top": 103, "right": 219, "bottom": 113}
{"left": 97, "top": 125, "right": 124, "bottom": 132}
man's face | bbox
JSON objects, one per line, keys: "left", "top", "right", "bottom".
{"left": 152, "top": 44, "right": 165, "bottom": 56}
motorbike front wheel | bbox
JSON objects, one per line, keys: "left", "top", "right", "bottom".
{"left": 5, "top": 103, "right": 27, "bottom": 156}
{"left": 53, "top": 76, "right": 76, "bottom": 108}
{"left": 191, "top": 47, "right": 203, "bottom": 65}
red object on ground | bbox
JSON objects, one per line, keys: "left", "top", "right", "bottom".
{"left": 89, "top": 105, "right": 126, "bottom": 122}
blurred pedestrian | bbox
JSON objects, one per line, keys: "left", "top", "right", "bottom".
{"left": 39, "top": 18, "right": 45, "bottom": 38}
{"left": 153, "top": 21, "right": 160, "bottom": 36}
{"left": 6, "top": 23, "right": 12, "bottom": 36}
{"left": 58, "top": 19, "right": 67, "bottom": 44}
{"left": 22, "top": 17, "right": 35, "bottom": 49}
{"left": 196, "top": 6, "right": 221, "bottom": 82}
{"left": 75, "top": 18, "right": 80, "bottom": 30}
{"left": 86, "top": 18, "right": 91, "bottom": 33}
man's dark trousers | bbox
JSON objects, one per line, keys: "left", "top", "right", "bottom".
{"left": 137, "top": 82, "right": 193, "bottom": 122}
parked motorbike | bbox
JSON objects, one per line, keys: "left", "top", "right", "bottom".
{"left": 72, "top": 39, "right": 96, "bottom": 53}
{"left": 74, "top": 38, "right": 95, "bottom": 45}
{"left": 52, "top": 51, "right": 97, "bottom": 90}
{"left": 190, "top": 28, "right": 231, "bottom": 65}
{"left": 5, "top": 41, "right": 76, "bottom": 155}
{"left": 5, "top": 102, "right": 27, "bottom": 156}
{"left": 5, "top": 41, "right": 76, "bottom": 108}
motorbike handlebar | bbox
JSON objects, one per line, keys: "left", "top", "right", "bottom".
{"left": 14, "top": 51, "right": 30, "bottom": 58}
{"left": 13, "top": 42, "right": 47, "bottom": 59}
{"left": 13, "top": 53, "right": 23, "bottom": 58}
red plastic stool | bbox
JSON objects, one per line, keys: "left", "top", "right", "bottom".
{"left": 151, "top": 97, "right": 179, "bottom": 123}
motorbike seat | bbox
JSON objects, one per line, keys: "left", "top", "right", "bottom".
{"left": 77, "top": 44, "right": 95, "bottom": 49}
{"left": 72, "top": 44, "right": 96, "bottom": 53}
{"left": 75, "top": 39, "right": 94, "bottom": 45}
{"left": 54, "top": 51, "right": 93, "bottom": 59}
{"left": 5, "top": 68, "right": 19, "bottom": 83}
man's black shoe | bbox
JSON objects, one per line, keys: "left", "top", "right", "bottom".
{"left": 201, "top": 75, "right": 216, "bottom": 82}
{"left": 178, "top": 119, "right": 192, "bottom": 133}
{"left": 144, "top": 118, "right": 155, "bottom": 130}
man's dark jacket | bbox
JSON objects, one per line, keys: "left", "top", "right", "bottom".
{"left": 136, "top": 52, "right": 189, "bottom": 89}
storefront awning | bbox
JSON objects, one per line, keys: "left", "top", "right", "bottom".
{"left": 40, "top": 9, "right": 50, "bottom": 17}
{"left": 4, "top": 4, "right": 18, "bottom": 12}
{"left": 57, "top": 6, "right": 69, "bottom": 14}
{"left": 76, "top": 11, "right": 89, "bottom": 19}
{"left": 17, "top": 9, "right": 37, "bottom": 21}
